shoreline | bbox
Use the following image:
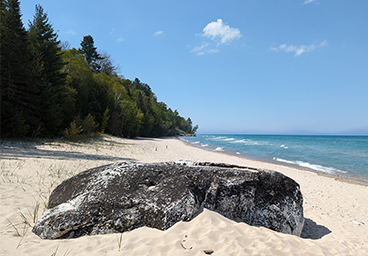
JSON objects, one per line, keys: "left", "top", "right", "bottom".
{"left": 179, "top": 136, "right": 368, "bottom": 187}
{"left": 1, "top": 135, "right": 368, "bottom": 255}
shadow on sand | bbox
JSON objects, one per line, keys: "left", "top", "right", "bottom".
{"left": 0, "top": 140, "right": 136, "bottom": 163}
{"left": 301, "top": 218, "right": 331, "bottom": 239}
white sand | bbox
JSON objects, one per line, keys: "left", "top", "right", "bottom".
{"left": 0, "top": 135, "right": 367, "bottom": 255}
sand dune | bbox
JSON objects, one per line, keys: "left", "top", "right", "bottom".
{"left": 1, "top": 135, "right": 367, "bottom": 255}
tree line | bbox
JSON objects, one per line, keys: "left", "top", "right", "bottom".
{"left": 1, "top": 0, "right": 198, "bottom": 139}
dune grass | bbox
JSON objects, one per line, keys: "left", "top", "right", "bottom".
{"left": 1, "top": 135, "right": 128, "bottom": 250}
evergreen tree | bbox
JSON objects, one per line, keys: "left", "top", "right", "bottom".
{"left": 28, "top": 4, "right": 67, "bottom": 136}
{"left": 79, "top": 35, "right": 103, "bottom": 73}
{"left": 0, "top": 0, "right": 37, "bottom": 137}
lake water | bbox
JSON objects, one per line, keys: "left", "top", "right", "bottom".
{"left": 183, "top": 134, "right": 368, "bottom": 182}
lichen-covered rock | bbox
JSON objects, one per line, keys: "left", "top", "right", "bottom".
{"left": 32, "top": 161, "right": 304, "bottom": 239}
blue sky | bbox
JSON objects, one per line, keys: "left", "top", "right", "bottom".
{"left": 20, "top": 0, "right": 368, "bottom": 135}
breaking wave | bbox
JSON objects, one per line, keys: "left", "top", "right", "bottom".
{"left": 273, "top": 158, "right": 347, "bottom": 174}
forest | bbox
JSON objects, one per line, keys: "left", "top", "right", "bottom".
{"left": 0, "top": 0, "right": 198, "bottom": 139}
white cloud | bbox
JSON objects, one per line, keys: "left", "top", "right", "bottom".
{"left": 190, "top": 42, "right": 209, "bottom": 55}
{"left": 207, "top": 49, "right": 220, "bottom": 54}
{"left": 190, "top": 19, "right": 242, "bottom": 55}
{"left": 190, "top": 42, "right": 209, "bottom": 53}
{"left": 190, "top": 42, "right": 219, "bottom": 56}
{"left": 117, "top": 36, "right": 125, "bottom": 42}
{"left": 270, "top": 40, "right": 328, "bottom": 56}
{"left": 109, "top": 29, "right": 116, "bottom": 35}
{"left": 303, "top": 0, "right": 318, "bottom": 4}
{"left": 154, "top": 31, "right": 164, "bottom": 36}
{"left": 109, "top": 29, "right": 125, "bottom": 43}
{"left": 319, "top": 40, "right": 328, "bottom": 47}
{"left": 67, "top": 30, "right": 76, "bottom": 35}
{"left": 202, "top": 19, "right": 242, "bottom": 44}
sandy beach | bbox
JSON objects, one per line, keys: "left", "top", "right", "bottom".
{"left": 1, "top": 135, "right": 367, "bottom": 255}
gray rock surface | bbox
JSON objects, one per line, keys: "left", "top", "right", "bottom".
{"left": 32, "top": 161, "right": 304, "bottom": 239}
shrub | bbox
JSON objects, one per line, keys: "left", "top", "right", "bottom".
{"left": 82, "top": 114, "right": 99, "bottom": 136}
{"left": 62, "top": 121, "right": 83, "bottom": 141}
{"left": 62, "top": 114, "right": 104, "bottom": 141}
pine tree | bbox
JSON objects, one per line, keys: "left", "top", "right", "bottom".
{"left": 28, "top": 4, "right": 67, "bottom": 136}
{"left": 79, "top": 35, "right": 104, "bottom": 73}
{"left": 0, "top": 0, "right": 38, "bottom": 137}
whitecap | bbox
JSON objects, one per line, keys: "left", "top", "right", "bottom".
{"left": 210, "top": 136, "right": 226, "bottom": 141}
{"left": 232, "top": 139, "right": 246, "bottom": 143}
{"left": 209, "top": 136, "right": 236, "bottom": 142}
{"left": 274, "top": 158, "right": 295, "bottom": 165}
{"left": 215, "top": 147, "right": 224, "bottom": 151}
{"left": 274, "top": 158, "right": 346, "bottom": 174}
{"left": 243, "top": 140, "right": 266, "bottom": 146}
{"left": 296, "top": 161, "right": 346, "bottom": 174}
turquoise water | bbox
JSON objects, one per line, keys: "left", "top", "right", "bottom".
{"left": 183, "top": 135, "right": 368, "bottom": 181}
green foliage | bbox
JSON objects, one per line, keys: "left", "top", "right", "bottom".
{"left": 62, "top": 114, "right": 103, "bottom": 141}
{"left": 62, "top": 121, "right": 82, "bottom": 141}
{"left": 1, "top": 105, "right": 30, "bottom": 137}
{"left": 62, "top": 48, "right": 94, "bottom": 120}
{"left": 121, "top": 99, "right": 143, "bottom": 138}
{"left": 27, "top": 4, "right": 67, "bottom": 136}
{"left": 100, "top": 107, "right": 110, "bottom": 132}
{"left": 0, "top": 2, "right": 198, "bottom": 139}
{"left": 132, "top": 78, "right": 152, "bottom": 97}
{"left": 1, "top": 0, "right": 37, "bottom": 137}
{"left": 82, "top": 114, "right": 99, "bottom": 136}
{"left": 79, "top": 35, "right": 103, "bottom": 73}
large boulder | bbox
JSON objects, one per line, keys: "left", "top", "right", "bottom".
{"left": 32, "top": 161, "right": 304, "bottom": 239}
